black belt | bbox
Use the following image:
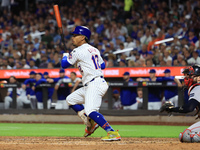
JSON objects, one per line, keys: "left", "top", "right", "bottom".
{"left": 85, "top": 76, "right": 104, "bottom": 86}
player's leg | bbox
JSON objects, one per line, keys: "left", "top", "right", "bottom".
{"left": 148, "top": 102, "right": 153, "bottom": 110}
{"left": 30, "top": 95, "right": 37, "bottom": 109}
{"left": 169, "top": 95, "right": 178, "bottom": 107}
{"left": 47, "top": 99, "right": 51, "bottom": 109}
{"left": 17, "top": 96, "right": 31, "bottom": 109}
{"left": 37, "top": 102, "right": 43, "bottom": 109}
{"left": 66, "top": 87, "right": 90, "bottom": 126}
{"left": 85, "top": 78, "right": 121, "bottom": 140}
{"left": 152, "top": 102, "right": 162, "bottom": 110}
{"left": 4, "top": 96, "right": 12, "bottom": 109}
{"left": 55, "top": 100, "right": 69, "bottom": 109}
{"left": 129, "top": 102, "right": 138, "bottom": 110}
{"left": 179, "top": 121, "right": 200, "bottom": 143}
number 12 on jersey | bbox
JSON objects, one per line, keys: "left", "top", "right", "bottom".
{"left": 92, "top": 55, "right": 100, "bottom": 69}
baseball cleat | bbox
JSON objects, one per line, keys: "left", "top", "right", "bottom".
{"left": 101, "top": 130, "right": 121, "bottom": 141}
{"left": 84, "top": 119, "right": 99, "bottom": 137}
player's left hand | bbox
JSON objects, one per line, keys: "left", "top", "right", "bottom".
{"left": 63, "top": 53, "right": 69, "bottom": 58}
{"left": 160, "top": 101, "right": 174, "bottom": 113}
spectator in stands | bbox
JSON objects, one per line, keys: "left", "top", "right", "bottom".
{"left": 187, "top": 51, "right": 200, "bottom": 65}
{"left": 39, "top": 55, "right": 48, "bottom": 68}
{"left": 31, "top": 48, "right": 40, "bottom": 67}
{"left": 47, "top": 69, "right": 70, "bottom": 109}
{"left": 7, "top": 56, "right": 15, "bottom": 68}
{"left": 53, "top": 52, "right": 61, "bottom": 68}
{"left": 147, "top": 34, "right": 157, "bottom": 51}
{"left": 139, "top": 44, "right": 148, "bottom": 59}
{"left": 119, "top": 59, "right": 127, "bottom": 67}
{"left": 165, "top": 28, "right": 174, "bottom": 45}
{"left": 128, "top": 60, "right": 135, "bottom": 67}
{"left": 0, "top": 0, "right": 199, "bottom": 70}
{"left": 163, "top": 47, "right": 172, "bottom": 63}
{"left": 112, "top": 89, "right": 122, "bottom": 110}
{"left": 146, "top": 59, "right": 154, "bottom": 67}
{"left": 47, "top": 62, "right": 54, "bottom": 69}
{"left": 21, "top": 59, "right": 30, "bottom": 69}
{"left": 29, "top": 60, "right": 38, "bottom": 69}
{"left": 124, "top": 36, "right": 135, "bottom": 56}
{"left": 13, "top": 62, "right": 23, "bottom": 69}
{"left": 186, "top": 29, "right": 198, "bottom": 44}
{"left": 0, "top": 58, "right": 11, "bottom": 69}
{"left": 140, "top": 29, "right": 152, "bottom": 45}
{"left": 30, "top": 26, "right": 41, "bottom": 42}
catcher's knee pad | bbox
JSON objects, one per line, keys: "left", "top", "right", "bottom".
{"left": 179, "top": 129, "right": 192, "bottom": 143}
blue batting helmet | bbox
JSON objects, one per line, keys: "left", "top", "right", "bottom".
{"left": 71, "top": 26, "right": 91, "bottom": 40}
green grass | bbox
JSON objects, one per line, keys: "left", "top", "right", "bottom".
{"left": 0, "top": 123, "right": 188, "bottom": 138}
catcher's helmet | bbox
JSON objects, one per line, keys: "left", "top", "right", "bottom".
{"left": 71, "top": 26, "right": 91, "bottom": 40}
{"left": 192, "top": 64, "right": 200, "bottom": 76}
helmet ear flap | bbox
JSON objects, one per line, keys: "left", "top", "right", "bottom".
{"left": 192, "top": 64, "right": 200, "bottom": 76}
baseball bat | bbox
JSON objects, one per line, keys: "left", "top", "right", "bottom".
{"left": 53, "top": 5, "right": 67, "bottom": 51}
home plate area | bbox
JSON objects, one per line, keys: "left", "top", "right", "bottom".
{"left": 0, "top": 137, "right": 199, "bottom": 150}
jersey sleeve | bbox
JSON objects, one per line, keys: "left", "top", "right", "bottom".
{"left": 99, "top": 55, "right": 104, "bottom": 65}
{"left": 67, "top": 49, "right": 79, "bottom": 65}
{"left": 189, "top": 86, "right": 200, "bottom": 102}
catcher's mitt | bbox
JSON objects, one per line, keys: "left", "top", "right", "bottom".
{"left": 160, "top": 101, "right": 174, "bottom": 113}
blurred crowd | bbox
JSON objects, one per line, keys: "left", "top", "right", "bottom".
{"left": 0, "top": 0, "right": 200, "bottom": 69}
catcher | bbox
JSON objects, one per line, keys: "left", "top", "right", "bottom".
{"left": 160, "top": 65, "right": 200, "bottom": 143}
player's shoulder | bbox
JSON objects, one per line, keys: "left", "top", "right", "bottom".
{"left": 188, "top": 83, "right": 200, "bottom": 94}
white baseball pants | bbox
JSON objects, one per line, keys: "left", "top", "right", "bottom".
{"left": 66, "top": 77, "right": 108, "bottom": 115}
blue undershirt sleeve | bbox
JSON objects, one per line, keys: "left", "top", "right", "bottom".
{"left": 100, "top": 62, "right": 105, "bottom": 70}
{"left": 61, "top": 56, "right": 72, "bottom": 68}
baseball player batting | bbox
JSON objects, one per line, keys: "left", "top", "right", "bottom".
{"left": 61, "top": 26, "right": 121, "bottom": 141}
{"left": 160, "top": 65, "right": 200, "bottom": 143}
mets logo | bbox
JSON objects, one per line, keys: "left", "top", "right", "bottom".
{"left": 69, "top": 53, "right": 72, "bottom": 59}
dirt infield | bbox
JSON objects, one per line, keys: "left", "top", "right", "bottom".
{"left": 0, "top": 137, "right": 199, "bottom": 150}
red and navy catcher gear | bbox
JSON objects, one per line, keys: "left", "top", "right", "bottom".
{"left": 183, "top": 65, "right": 200, "bottom": 89}
{"left": 71, "top": 26, "right": 91, "bottom": 40}
{"left": 183, "top": 66, "right": 194, "bottom": 89}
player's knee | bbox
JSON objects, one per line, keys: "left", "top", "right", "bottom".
{"left": 85, "top": 109, "right": 97, "bottom": 116}
{"left": 179, "top": 129, "right": 192, "bottom": 143}
{"left": 66, "top": 96, "right": 72, "bottom": 106}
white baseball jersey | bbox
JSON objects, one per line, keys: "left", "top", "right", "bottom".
{"left": 66, "top": 43, "right": 108, "bottom": 116}
{"left": 188, "top": 84, "right": 200, "bottom": 102}
{"left": 67, "top": 43, "right": 104, "bottom": 85}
